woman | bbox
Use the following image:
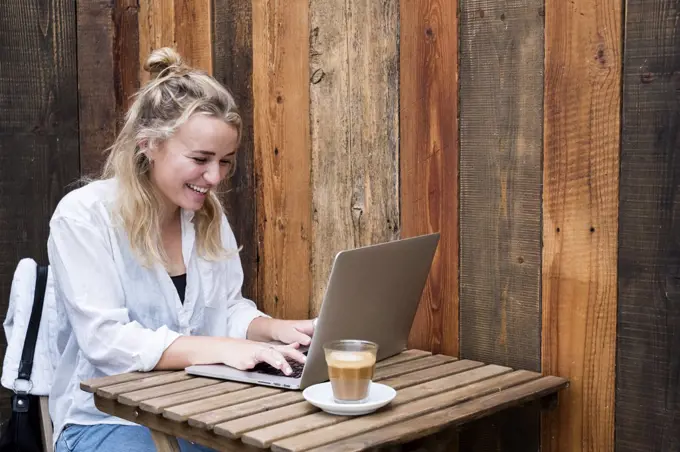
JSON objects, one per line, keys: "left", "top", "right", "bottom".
{"left": 47, "top": 48, "right": 312, "bottom": 451}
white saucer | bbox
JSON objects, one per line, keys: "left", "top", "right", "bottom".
{"left": 302, "top": 382, "right": 397, "bottom": 416}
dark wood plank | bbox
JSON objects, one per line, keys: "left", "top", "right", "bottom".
{"left": 252, "top": 0, "right": 312, "bottom": 319}
{"left": 458, "top": 0, "right": 543, "bottom": 373}
{"left": 77, "top": 0, "right": 139, "bottom": 176}
{"left": 616, "top": 0, "right": 680, "bottom": 450}
{"left": 457, "top": 1, "right": 544, "bottom": 449}
{"left": 303, "top": 376, "right": 568, "bottom": 452}
{"left": 309, "top": 0, "right": 399, "bottom": 316}
{"left": 542, "top": 0, "right": 622, "bottom": 449}
{"left": 400, "top": 0, "right": 459, "bottom": 356}
{"left": 212, "top": 0, "right": 258, "bottom": 303}
{"left": 0, "top": 0, "right": 79, "bottom": 424}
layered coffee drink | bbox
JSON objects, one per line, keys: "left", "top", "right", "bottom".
{"left": 324, "top": 340, "right": 378, "bottom": 403}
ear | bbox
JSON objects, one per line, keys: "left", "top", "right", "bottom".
{"left": 138, "top": 139, "right": 157, "bottom": 161}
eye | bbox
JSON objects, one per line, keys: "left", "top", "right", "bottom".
{"left": 192, "top": 157, "right": 208, "bottom": 164}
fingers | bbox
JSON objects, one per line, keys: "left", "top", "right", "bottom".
{"left": 276, "top": 344, "right": 307, "bottom": 365}
{"left": 288, "top": 328, "right": 312, "bottom": 346}
{"left": 256, "top": 347, "right": 294, "bottom": 375}
{"left": 293, "top": 319, "right": 316, "bottom": 337}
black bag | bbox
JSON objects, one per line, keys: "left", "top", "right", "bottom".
{"left": 0, "top": 265, "right": 49, "bottom": 452}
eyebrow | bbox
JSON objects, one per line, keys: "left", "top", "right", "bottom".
{"left": 193, "top": 150, "right": 237, "bottom": 157}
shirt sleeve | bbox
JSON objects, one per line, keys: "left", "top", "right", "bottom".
{"left": 47, "top": 216, "right": 182, "bottom": 374}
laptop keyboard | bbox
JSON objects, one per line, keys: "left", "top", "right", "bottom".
{"left": 251, "top": 350, "right": 307, "bottom": 379}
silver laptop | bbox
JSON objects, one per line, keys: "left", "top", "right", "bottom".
{"left": 185, "top": 232, "right": 440, "bottom": 390}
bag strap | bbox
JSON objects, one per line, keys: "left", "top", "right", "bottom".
{"left": 17, "top": 265, "right": 48, "bottom": 382}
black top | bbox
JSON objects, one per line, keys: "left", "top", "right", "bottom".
{"left": 170, "top": 273, "right": 187, "bottom": 303}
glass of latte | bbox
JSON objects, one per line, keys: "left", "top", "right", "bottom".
{"left": 323, "top": 339, "right": 378, "bottom": 404}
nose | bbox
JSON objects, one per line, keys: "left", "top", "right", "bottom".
{"left": 203, "top": 162, "right": 222, "bottom": 185}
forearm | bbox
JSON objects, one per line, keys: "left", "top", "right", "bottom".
{"left": 245, "top": 316, "right": 276, "bottom": 342}
{"left": 154, "top": 335, "right": 234, "bottom": 370}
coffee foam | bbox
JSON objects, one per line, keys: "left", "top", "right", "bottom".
{"left": 326, "top": 350, "right": 376, "bottom": 368}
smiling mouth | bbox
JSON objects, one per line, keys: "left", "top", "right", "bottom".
{"left": 186, "top": 183, "right": 209, "bottom": 194}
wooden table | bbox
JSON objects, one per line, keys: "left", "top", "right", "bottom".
{"left": 80, "top": 349, "right": 568, "bottom": 452}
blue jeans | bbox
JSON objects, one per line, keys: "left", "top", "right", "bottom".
{"left": 56, "top": 424, "right": 218, "bottom": 452}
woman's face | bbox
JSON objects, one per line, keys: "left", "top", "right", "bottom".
{"left": 147, "top": 114, "right": 238, "bottom": 213}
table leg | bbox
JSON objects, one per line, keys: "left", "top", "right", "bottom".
{"left": 150, "top": 430, "right": 181, "bottom": 452}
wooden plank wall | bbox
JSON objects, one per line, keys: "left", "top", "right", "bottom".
{"left": 616, "top": 0, "right": 680, "bottom": 450}
{"left": 1, "top": 0, "right": 680, "bottom": 449}
{"left": 0, "top": 0, "right": 80, "bottom": 424}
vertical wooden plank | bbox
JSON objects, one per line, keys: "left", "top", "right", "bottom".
{"left": 138, "top": 0, "right": 175, "bottom": 84}
{"left": 400, "top": 0, "right": 459, "bottom": 356}
{"left": 616, "top": 0, "right": 680, "bottom": 450}
{"left": 309, "top": 0, "right": 400, "bottom": 315}
{"left": 77, "top": 0, "right": 139, "bottom": 176}
{"left": 458, "top": 0, "right": 544, "bottom": 372}
{"left": 0, "top": 0, "right": 79, "bottom": 424}
{"left": 542, "top": 0, "right": 621, "bottom": 448}
{"left": 252, "top": 0, "right": 311, "bottom": 319}
{"left": 213, "top": 0, "right": 258, "bottom": 304}
{"left": 175, "top": 0, "right": 212, "bottom": 73}
{"left": 457, "top": 0, "right": 544, "bottom": 449}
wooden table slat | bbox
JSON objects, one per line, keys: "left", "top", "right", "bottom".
{"left": 193, "top": 359, "right": 481, "bottom": 431}
{"left": 242, "top": 366, "right": 526, "bottom": 448}
{"left": 164, "top": 386, "right": 282, "bottom": 422}
{"left": 96, "top": 372, "right": 193, "bottom": 399}
{"left": 374, "top": 349, "right": 431, "bottom": 367}
{"left": 119, "top": 377, "right": 222, "bottom": 406}
{"left": 373, "top": 354, "right": 454, "bottom": 380}
{"left": 212, "top": 359, "right": 490, "bottom": 440}
{"left": 302, "top": 376, "right": 570, "bottom": 452}
{"left": 270, "top": 369, "right": 539, "bottom": 452}
{"left": 80, "top": 371, "right": 172, "bottom": 392}
{"left": 140, "top": 381, "right": 249, "bottom": 414}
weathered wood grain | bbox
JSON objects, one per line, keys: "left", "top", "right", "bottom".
{"left": 457, "top": 1, "right": 544, "bottom": 450}
{"left": 252, "top": 0, "right": 311, "bottom": 319}
{"left": 400, "top": 0, "right": 459, "bottom": 356}
{"left": 458, "top": 0, "right": 543, "bottom": 373}
{"left": 309, "top": 0, "right": 400, "bottom": 315}
{"left": 213, "top": 0, "right": 258, "bottom": 303}
{"left": 174, "top": 0, "right": 211, "bottom": 73}
{"left": 138, "top": 0, "right": 175, "bottom": 84}
{"left": 542, "top": 0, "right": 621, "bottom": 449}
{"left": 77, "top": 0, "right": 139, "bottom": 176}
{"left": 0, "top": 0, "right": 79, "bottom": 425}
{"left": 616, "top": 0, "right": 680, "bottom": 450}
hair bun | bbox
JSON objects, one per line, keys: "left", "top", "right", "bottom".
{"left": 144, "top": 47, "right": 185, "bottom": 78}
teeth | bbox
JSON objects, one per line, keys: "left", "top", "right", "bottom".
{"left": 187, "top": 184, "right": 209, "bottom": 194}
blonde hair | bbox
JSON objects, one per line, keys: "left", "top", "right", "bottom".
{"left": 99, "top": 47, "right": 241, "bottom": 267}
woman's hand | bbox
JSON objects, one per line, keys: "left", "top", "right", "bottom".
{"left": 155, "top": 336, "right": 306, "bottom": 375}
{"left": 247, "top": 317, "right": 316, "bottom": 346}
{"left": 269, "top": 319, "right": 316, "bottom": 346}
{"left": 221, "top": 339, "right": 306, "bottom": 375}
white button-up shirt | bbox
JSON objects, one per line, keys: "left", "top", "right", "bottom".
{"left": 46, "top": 178, "right": 267, "bottom": 444}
